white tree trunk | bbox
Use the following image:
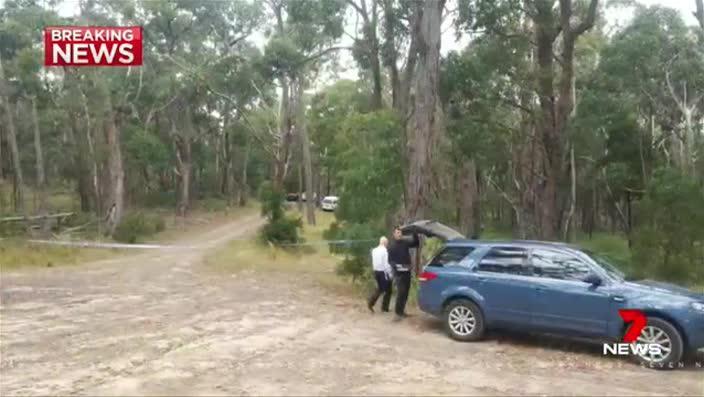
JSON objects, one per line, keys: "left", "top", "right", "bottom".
{"left": 0, "top": 53, "right": 25, "bottom": 215}
{"left": 31, "top": 97, "right": 50, "bottom": 234}
{"left": 295, "top": 78, "right": 316, "bottom": 225}
{"left": 104, "top": 95, "right": 125, "bottom": 235}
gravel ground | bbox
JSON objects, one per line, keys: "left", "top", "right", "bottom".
{"left": 1, "top": 214, "right": 702, "bottom": 396}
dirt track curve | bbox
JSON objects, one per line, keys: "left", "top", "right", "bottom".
{"left": 1, "top": 214, "right": 702, "bottom": 396}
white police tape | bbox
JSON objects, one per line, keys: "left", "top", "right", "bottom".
{"left": 275, "top": 239, "right": 377, "bottom": 247}
{"left": 24, "top": 239, "right": 198, "bottom": 250}
{"left": 14, "top": 238, "right": 378, "bottom": 250}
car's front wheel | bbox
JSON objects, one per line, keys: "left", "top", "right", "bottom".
{"left": 632, "top": 317, "right": 684, "bottom": 370}
{"left": 443, "top": 299, "right": 485, "bottom": 342}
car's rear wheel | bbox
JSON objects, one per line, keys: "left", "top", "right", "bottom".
{"left": 443, "top": 299, "right": 485, "bottom": 342}
{"left": 631, "top": 317, "right": 684, "bottom": 370}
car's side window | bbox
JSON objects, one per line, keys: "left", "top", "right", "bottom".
{"left": 531, "top": 249, "right": 592, "bottom": 281}
{"left": 476, "top": 247, "right": 530, "bottom": 276}
{"left": 428, "top": 246, "right": 475, "bottom": 267}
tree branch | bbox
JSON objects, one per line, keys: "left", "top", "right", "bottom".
{"left": 665, "top": 61, "right": 685, "bottom": 113}
{"left": 573, "top": 0, "right": 599, "bottom": 36}
{"left": 229, "top": 34, "right": 250, "bottom": 47}
{"left": 299, "top": 46, "right": 353, "bottom": 65}
{"left": 345, "top": 0, "right": 364, "bottom": 16}
{"left": 486, "top": 168, "right": 519, "bottom": 212}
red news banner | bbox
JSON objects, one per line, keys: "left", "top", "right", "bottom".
{"left": 44, "top": 26, "right": 143, "bottom": 67}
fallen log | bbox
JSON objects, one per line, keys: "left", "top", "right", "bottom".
{"left": 0, "top": 212, "right": 74, "bottom": 223}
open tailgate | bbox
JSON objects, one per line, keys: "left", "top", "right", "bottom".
{"left": 400, "top": 220, "right": 465, "bottom": 241}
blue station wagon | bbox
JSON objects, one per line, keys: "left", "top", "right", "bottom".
{"left": 403, "top": 221, "right": 704, "bottom": 369}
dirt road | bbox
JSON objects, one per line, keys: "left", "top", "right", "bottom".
{"left": 1, "top": 214, "right": 702, "bottom": 396}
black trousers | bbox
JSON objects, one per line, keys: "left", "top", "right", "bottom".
{"left": 368, "top": 271, "right": 392, "bottom": 311}
{"left": 394, "top": 270, "right": 411, "bottom": 316}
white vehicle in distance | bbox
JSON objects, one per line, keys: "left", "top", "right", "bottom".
{"left": 321, "top": 196, "right": 339, "bottom": 212}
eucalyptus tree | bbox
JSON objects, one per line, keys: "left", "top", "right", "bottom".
{"left": 260, "top": 0, "right": 347, "bottom": 225}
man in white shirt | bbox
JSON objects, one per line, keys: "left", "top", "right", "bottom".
{"left": 367, "top": 236, "right": 393, "bottom": 313}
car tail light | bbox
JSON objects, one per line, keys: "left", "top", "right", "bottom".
{"left": 418, "top": 271, "right": 437, "bottom": 282}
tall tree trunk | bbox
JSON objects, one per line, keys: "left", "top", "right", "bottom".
{"left": 297, "top": 162, "right": 304, "bottom": 213}
{"left": 381, "top": 0, "right": 401, "bottom": 109}
{"left": 381, "top": 0, "right": 420, "bottom": 118}
{"left": 665, "top": 73, "right": 699, "bottom": 176}
{"left": 534, "top": 1, "right": 560, "bottom": 239}
{"left": 295, "top": 78, "right": 316, "bottom": 225}
{"left": 30, "top": 97, "right": 50, "bottom": 233}
{"left": 458, "top": 159, "right": 480, "bottom": 238}
{"left": 67, "top": 113, "right": 93, "bottom": 213}
{"left": 0, "top": 54, "right": 25, "bottom": 215}
{"left": 223, "top": 131, "right": 232, "bottom": 199}
{"left": 271, "top": 2, "right": 293, "bottom": 191}
{"left": 562, "top": 145, "right": 577, "bottom": 241}
{"left": 272, "top": 75, "right": 293, "bottom": 189}
{"left": 352, "top": 0, "right": 383, "bottom": 108}
{"left": 76, "top": 70, "right": 101, "bottom": 215}
{"left": 104, "top": 95, "right": 125, "bottom": 235}
{"left": 695, "top": 0, "right": 704, "bottom": 42}
{"left": 368, "top": 0, "right": 383, "bottom": 109}
{"left": 221, "top": 106, "right": 233, "bottom": 200}
{"left": 528, "top": 0, "right": 597, "bottom": 239}
{"left": 239, "top": 135, "right": 250, "bottom": 206}
{"left": 0, "top": 115, "right": 4, "bottom": 181}
{"left": 175, "top": 137, "right": 192, "bottom": 217}
{"left": 405, "top": 0, "right": 445, "bottom": 221}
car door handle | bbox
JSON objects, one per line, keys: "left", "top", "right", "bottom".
{"left": 535, "top": 286, "right": 547, "bottom": 292}
{"left": 611, "top": 295, "right": 625, "bottom": 302}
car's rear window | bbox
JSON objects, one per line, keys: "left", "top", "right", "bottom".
{"left": 427, "top": 246, "right": 475, "bottom": 267}
{"left": 476, "top": 247, "right": 530, "bottom": 275}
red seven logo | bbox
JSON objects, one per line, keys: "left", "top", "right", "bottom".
{"left": 618, "top": 309, "right": 647, "bottom": 343}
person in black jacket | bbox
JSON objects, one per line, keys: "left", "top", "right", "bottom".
{"left": 387, "top": 226, "right": 419, "bottom": 321}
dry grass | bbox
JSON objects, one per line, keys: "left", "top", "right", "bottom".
{"left": 0, "top": 239, "right": 117, "bottom": 271}
{"left": 0, "top": 201, "right": 260, "bottom": 272}
{"left": 205, "top": 208, "right": 365, "bottom": 298}
{"left": 147, "top": 200, "right": 259, "bottom": 243}
{"left": 0, "top": 183, "right": 80, "bottom": 215}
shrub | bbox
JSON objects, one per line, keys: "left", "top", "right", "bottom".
{"left": 257, "top": 182, "right": 302, "bottom": 246}
{"left": 113, "top": 212, "right": 165, "bottom": 243}
{"left": 0, "top": 220, "right": 26, "bottom": 237}
{"left": 152, "top": 215, "right": 166, "bottom": 233}
{"left": 141, "top": 191, "right": 177, "bottom": 208}
{"left": 259, "top": 216, "right": 303, "bottom": 245}
{"left": 326, "top": 221, "right": 381, "bottom": 281}
{"left": 632, "top": 168, "right": 704, "bottom": 284}
{"left": 199, "top": 197, "right": 229, "bottom": 212}
{"left": 335, "top": 256, "right": 370, "bottom": 283}
{"left": 64, "top": 212, "right": 95, "bottom": 228}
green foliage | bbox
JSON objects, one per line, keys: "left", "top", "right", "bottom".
{"left": 113, "top": 212, "right": 166, "bottom": 244}
{"left": 335, "top": 256, "right": 369, "bottom": 283}
{"left": 198, "top": 198, "right": 229, "bottom": 213}
{"left": 325, "top": 221, "right": 379, "bottom": 282}
{"left": 319, "top": 110, "right": 403, "bottom": 281}
{"left": 577, "top": 233, "right": 633, "bottom": 276}
{"left": 125, "top": 129, "right": 171, "bottom": 173}
{"left": 259, "top": 216, "right": 303, "bottom": 246}
{"left": 141, "top": 191, "right": 178, "bottom": 208}
{"left": 334, "top": 110, "right": 404, "bottom": 224}
{"left": 257, "top": 182, "right": 302, "bottom": 245}
{"left": 258, "top": 182, "right": 285, "bottom": 221}
{"left": 632, "top": 169, "right": 704, "bottom": 283}
{"left": 261, "top": 37, "right": 306, "bottom": 77}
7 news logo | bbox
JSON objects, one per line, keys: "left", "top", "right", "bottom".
{"left": 602, "top": 309, "right": 662, "bottom": 356}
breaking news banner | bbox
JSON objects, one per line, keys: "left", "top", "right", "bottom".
{"left": 43, "top": 26, "right": 143, "bottom": 67}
